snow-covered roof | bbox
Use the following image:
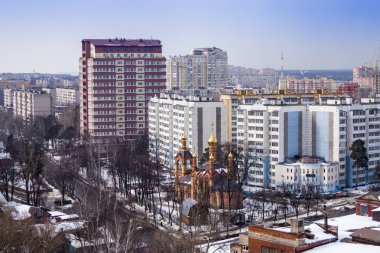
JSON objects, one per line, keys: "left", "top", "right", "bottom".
{"left": 34, "top": 221, "right": 85, "bottom": 234}
{"left": 182, "top": 198, "right": 198, "bottom": 216}
{"left": 308, "top": 241, "right": 380, "bottom": 253}
{"left": 47, "top": 210, "right": 66, "bottom": 217}
{"left": 271, "top": 223, "right": 336, "bottom": 246}
{"left": 304, "top": 224, "right": 336, "bottom": 243}
{"left": 58, "top": 214, "right": 79, "bottom": 220}
{"left": 12, "top": 204, "right": 32, "bottom": 220}
{"left": 55, "top": 221, "right": 85, "bottom": 232}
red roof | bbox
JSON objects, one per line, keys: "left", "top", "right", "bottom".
{"left": 82, "top": 38, "right": 161, "bottom": 47}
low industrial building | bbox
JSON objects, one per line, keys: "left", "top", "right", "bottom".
{"left": 355, "top": 192, "right": 380, "bottom": 216}
{"left": 231, "top": 219, "right": 338, "bottom": 253}
{"left": 350, "top": 228, "right": 380, "bottom": 246}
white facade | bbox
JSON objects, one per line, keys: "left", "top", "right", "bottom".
{"left": 3, "top": 89, "right": 13, "bottom": 108}
{"left": 43, "top": 87, "right": 79, "bottom": 106}
{"left": 278, "top": 77, "right": 337, "bottom": 93}
{"left": 56, "top": 88, "right": 79, "bottom": 105}
{"left": 167, "top": 47, "right": 228, "bottom": 90}
{"left": 236, "top": 97, "right": 380, "bottom": 190}
{"left": 275, "top": 158, "right": 339, "bottom": 193}
{"left": 12, "top": 90, "right": 52, "bottom": 121}
{"left": 148, "top": 94, "right": 227, "bottom": 169}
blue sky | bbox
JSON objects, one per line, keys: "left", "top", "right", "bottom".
{"left": 0, "top": 0, "right": 379, "bottom": 73}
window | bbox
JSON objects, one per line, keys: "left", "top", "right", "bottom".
{"left": 261, "top": 246, "right": 276, "bottom": 253}
{"left": 243, "top": 245, "right": 249, "bottom": 251}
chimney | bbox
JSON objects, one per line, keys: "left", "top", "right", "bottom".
{"left": 290, "top": 218, "right": 304, "bottom": 234}
{"left": 323, "top": 204, "right": 328, "bottom": 233}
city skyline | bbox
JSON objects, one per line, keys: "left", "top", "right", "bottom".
{"left": 1, "top": 0, "right": 380, "bottom": 73}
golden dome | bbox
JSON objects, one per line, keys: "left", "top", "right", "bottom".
{"left": 208, "top": 133, "right": 218, "bottom": 145}
{"left": 181, "top": 133, "right": 187, "bottom": 141}
{"left": 228, "top": 150, "right": 233, "bottom": 159}
{"left": 209, "top": 153, "right": 214, "bottom": 161}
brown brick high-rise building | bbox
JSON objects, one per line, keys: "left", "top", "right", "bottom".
{"left": 80, "top": 38, "right": 166, "bottom": 143}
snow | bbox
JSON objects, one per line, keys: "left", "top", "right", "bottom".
{"left": 44, "top": 179, "right": 76, "bottom": 209}
{"left": 198, "top": 214, "right": 380, "bottom": 253}
{"left": 53, "top": 155, "right": 62, "bottom": 161}
{"left": 12, "top": 204, "right": 31, "bottom": 220}
{"left": 34, "top": 221, "right": 85, "bottom": 233}
{"left": 304, "top": 224, "right": 336, "bottom": 243}
{"left": 272, "top": 223, "right": 336, "bottom": 244}
{"left": 198, "top": 237, "right": 238, "bottom": 253}
{"left": 308, "top": 242, "right": 380, "bottom": 253}
{"left": 55, "top": 221, "right": 85, "bottom": 232}
{"left": 58, "top": 214, "right": 79, "bottom": 220}
{"left": 318, "top": 214, "right": 380, "bottom": 241}
{"left": 0, "top": 191, "right": 7, "bottom": 204}
{"left": 66, "top": 233, "right": 93, "bottom": 248}
{"left": 307, "top": 214, "right": 380, "bottom": 252}
{"left": 48, "top": 210, "right": 66, "bottom": 217}
{"left": 0, "top": 152, "right": 10, "bottom": 159}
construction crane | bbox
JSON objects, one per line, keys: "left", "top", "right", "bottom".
{"left": 370, "top": 47, "right": 380, "bottom": 98}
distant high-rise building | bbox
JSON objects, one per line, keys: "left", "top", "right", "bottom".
{"left": 353, "top": 66, "right": 374, "bottom": 88}
{"left": 80, "top": 38, "right": 166, "bottom": 143}
{"left": 167, "top": 47, "right": 228, "bottom": 90}
{"left": 278, "top": 77, "right": 337, "bottom": 93}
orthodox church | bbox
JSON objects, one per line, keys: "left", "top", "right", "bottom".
{"left": 174, "top": 132, "right": 243, "bottom": 209}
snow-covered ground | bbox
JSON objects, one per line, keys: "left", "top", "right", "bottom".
{"left": 198, "top": 237, "right": 238, "bottom": 253}
{"left": 44, "top": 179, "right": 75, "bottom": 210}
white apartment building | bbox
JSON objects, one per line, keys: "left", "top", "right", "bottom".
{"left": 12, "top": 90, "right": 52, "bottom": 121}
{"left": 43, "top": 88, "right": 80, "bottom": 106}
{"left": 3, "top": 89, "right": 13, "bottom": 108}
{"left": 56, "top": 88, "right": 79, "bottom": 105}
{"left": 275, "top": 157, "right": 339, "bottom": 193}
{"left": 279, "top": 77, "right": 337, "bottom": 93}
{"left": 220, "top": 89, "right": 340, "bottom": 146}
{"left": 167, "top": 47, "right": 228, "bottom": 90}
{"left": 148, "top": 93, "right": 227, "bottom": 169}
{"left": 236, "top": 97, "right": 380, "bottom": 191}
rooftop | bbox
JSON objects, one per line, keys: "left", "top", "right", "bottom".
{"left": 83, "top": 38, "right": 161, "bottom": 47}
{"left": 350, "top": 228, "right": 380, "bottom": 244}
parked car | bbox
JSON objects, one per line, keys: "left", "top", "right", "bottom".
{"left": 321, "top": 193, "right": 334, "bottom": 199}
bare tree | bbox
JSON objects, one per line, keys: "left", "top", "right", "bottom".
{"left": 0, "top": 212, "right": 66, "bottom": 253}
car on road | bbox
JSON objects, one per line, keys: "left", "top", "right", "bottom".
{"left": 341, "top": 190, "right": 350, "bottom": 197}
{"left": 321, "top": 192, "right": 335, "bottom": 199}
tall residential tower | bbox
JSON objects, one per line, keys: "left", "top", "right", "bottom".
{"left": 80, "top": 39, "right": 166, "bottom": 143}
{"left": 166, "top": 47, "right": 228, "bottom": 90}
